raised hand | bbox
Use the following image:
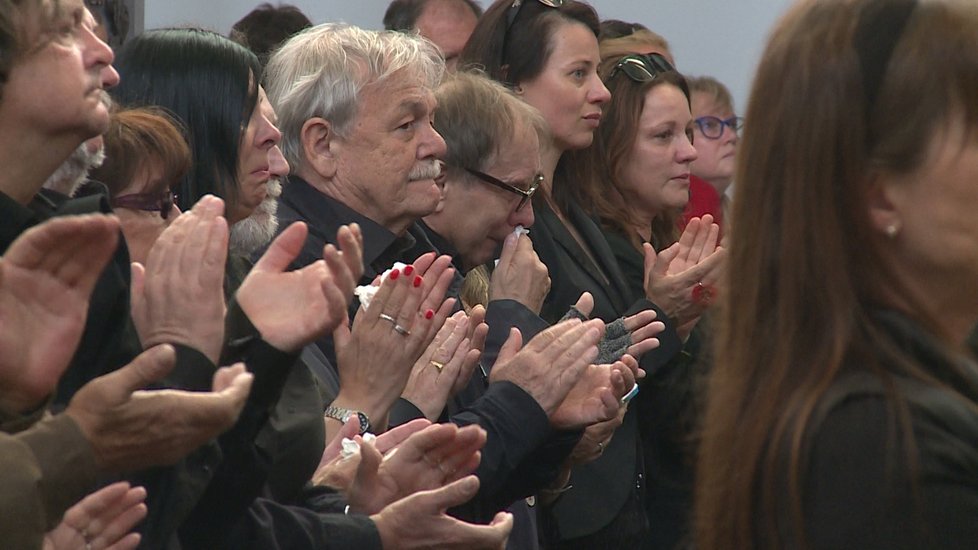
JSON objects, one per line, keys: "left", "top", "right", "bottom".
{"left": 401, "top": 307, "right": 487, "bottom": 420}
{"left": 236, "top": 222, "right": 364, "bottom": 352}
{"left": 0, "top": 214, "right": 119, "bottom": 414}
{"left": 643, "top": 215, "right": 726, "bottom": 329}
{"left": 328, "top": 253, "right": 457, "bottom": 437}
{"left": 65, "top": 344, "right": 253, "bottom": 472}
{"left": 132, "top": 195, "right": 228, "bottom": 363}
{"left": 372, "top": 476, "right": 513, "bottom": 550}
{"left": 44, "top": 482, "right": 146, "bottom": 550}
{"left": 489, "top": 231, "right": 551, "bottom": 314}
{"left": 489, "top": 319, "right": 604, "bottom": 417}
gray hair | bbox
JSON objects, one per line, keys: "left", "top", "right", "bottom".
{"left": 263, "top": 23, "right": 445, "bottom": 172}
{"left": 434, "top": 70, "right": 549, "bottom": 177}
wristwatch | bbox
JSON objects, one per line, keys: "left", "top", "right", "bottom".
{"left": 323, "top": 406, "right": 371, "bottom": 435}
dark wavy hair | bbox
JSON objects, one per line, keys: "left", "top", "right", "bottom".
{"left": 112, "top": 28, "right": 261, "bottom": 212}
{"left": 458, "top": 0, "right": 599, "bottom": 87}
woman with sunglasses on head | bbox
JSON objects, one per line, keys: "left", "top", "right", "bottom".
{"left": 697, "top": 0, "right": 978, "bottom": 548}
{"left": 461, "top": 2, "right": 696, "bottom": 547}
{"left": 562, "top": 33, "right": 730, "bottom": 547}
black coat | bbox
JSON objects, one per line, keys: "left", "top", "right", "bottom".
{"left": 528, "top": 199, "right": 682, "bottom": 545}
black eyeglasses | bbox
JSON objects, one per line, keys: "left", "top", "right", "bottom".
{"left": 693, "top": 116, "right": 744, "bottom": 140}
{"left": 609, "top": 53, "right": 676, "bottom": 83}
{"left": 112, "top": 189, "right": 176, "bottom": 220}
{"left": 464, "top": 167, "right": 542, "bottom": 212}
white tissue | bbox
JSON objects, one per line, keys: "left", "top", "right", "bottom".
{"left": 340, "top": 437, "right": 360, "bottom": 459}
{"left": 354, "top": 262, "right": 409, "bottom": 310}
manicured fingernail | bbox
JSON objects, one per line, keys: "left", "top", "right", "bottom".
{"left": 390, "top": 269, "right": 400, "bottom": 280}
{"left": 425, "top": 309, "right": 434, "bottom": 319}
{"left": 413, "top": 275, "right": 423, "bottom": 287}
{"left": 404, "top": 265, "right": 415, "bottom": 276}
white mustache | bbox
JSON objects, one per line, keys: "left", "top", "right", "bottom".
{"left": 408, "top": 159, "right": 441, "bottom": 181}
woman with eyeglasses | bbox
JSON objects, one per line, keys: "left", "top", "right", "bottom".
{"left": 461, "top": 1, "right": 696, "bottom": 547}
{"left": 687, "top": 75, "right": 741, "bottom": 230}
{"left": 697, "top": 0, "right": 978, "bottom": 548}
{"left": 112, "top": 28, "right": 284, "bottom": 229}
{"left": 91, "top": 106, "right": 191, "bottom": 266}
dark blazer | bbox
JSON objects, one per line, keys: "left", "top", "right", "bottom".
{"left": 603, "top": 226, "right": 707, "bottom": 550}
{"left": 528, "top": 200, "right": 681, "bottom": 543}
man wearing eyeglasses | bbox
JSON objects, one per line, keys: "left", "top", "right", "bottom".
{"left": 265, "top": 25, "right": 639, "bottom": 550}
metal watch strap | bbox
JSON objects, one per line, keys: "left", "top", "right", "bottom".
{"left": 323, "top": 406, "right": 370, "bottom": 434}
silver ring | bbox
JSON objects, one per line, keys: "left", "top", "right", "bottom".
{"left": 393, "top": 324, "right": 411, "bottom": 336}
{"left": 379, "top": 313, "right": 397, "bottom": 324}
{"left": 597, "top": 441, "right": 604, "bottom": 453}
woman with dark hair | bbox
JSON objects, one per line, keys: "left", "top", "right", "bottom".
{"left": 112, "top": 28, "right": 280, "bottom": 225}
{"left": 460, "top": 2, "right": 698, "bottom": 547}
{"left": 562, "top": 37, "right": 727, "bottom": 548}
{"left": 697, "top": 0, "right": 978, "bottom": 548}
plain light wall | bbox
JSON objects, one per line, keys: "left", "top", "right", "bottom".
{"left": 144, "top": 0, "right": 798, "bottom": 113}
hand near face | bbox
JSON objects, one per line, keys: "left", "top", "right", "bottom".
{"left": 371, "top": 476, "right": 513, "bottom": 550}
{"left": 489, "top": 232, "right": 551, "bottom": 315}
{"left": 65, "top": 344, "right": 253, "bottom": 473}
{"left": 0, "top": 214, "right": 119, "bottom": 414}
{"left": 131, "top": 195, "right": 228, "bottom": 364}
{"left": 643, "top": 215, "right": 726, "bottom": 329}
{"left": 236, "top": 222, "right": 364, "bottom": 352}
{"left": 401, "top": 307, "right": 488, "bottom": 420}
{"left": 489, "top": 319, "right": 604, "bottom": 417}
{"left": 44, "top": 482, "right": 146, "bottom": 550}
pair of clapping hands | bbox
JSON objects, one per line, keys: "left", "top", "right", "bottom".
{"left": 131, "top": 195, "right": 365, "bottom": 362}
{"left": 644, "top": 214, "right": 727, "bottom": 337}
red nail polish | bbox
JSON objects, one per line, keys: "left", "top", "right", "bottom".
{"left": 404, "top": 265, "right": 415, "bottom": 276}
{"left": 413, "top": 275, "right": 423, "bottom": 287}
{"left": 425, "top": 309, "right": 434, "bottom": 320}
{"left": 390, "top": 269, "right": 400, "bottom": 280}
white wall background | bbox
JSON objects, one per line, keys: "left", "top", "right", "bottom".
{"left": 144, "top": 0, "right": 798, "bottom": 113}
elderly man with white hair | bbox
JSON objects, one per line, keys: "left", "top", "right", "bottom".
{"left": 263, "top": 24, "right": 646, "bottom": 550}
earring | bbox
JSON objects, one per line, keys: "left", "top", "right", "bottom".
{"left": 513, "top": 85, "right": 524, "bottom": 95}
{"left": 884, "top": 223, "right": 900, "bottom": 238}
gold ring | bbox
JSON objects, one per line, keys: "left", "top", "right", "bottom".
{"left": 429, "top": 360, "right": 445, "bottom": 371}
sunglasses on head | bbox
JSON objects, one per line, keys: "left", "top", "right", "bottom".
{"left": 609, "top": 53, "right": 676, "bottom": 83}
{"left": 501, "top": 0, "right": 564, "bottom": 67}
{"left": 112, "top": 189, "right": 176, "bottom": 220}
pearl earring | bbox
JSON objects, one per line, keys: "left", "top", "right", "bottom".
{"left": 885, "top": 223, "right": 900, "bottom": 238}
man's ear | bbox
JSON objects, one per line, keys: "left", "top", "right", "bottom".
{"left": 301, "top": 117, "right": 338, "bottom": 179}
{"left": 866, "top": 173, "right": 903, "bottom": 238}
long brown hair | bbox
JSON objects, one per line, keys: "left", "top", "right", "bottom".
{"left": 563, "top": 41, "right": 689, "bottom": 251}
{"left": 696, "top": 1, "right": 978, "bottom": 548}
